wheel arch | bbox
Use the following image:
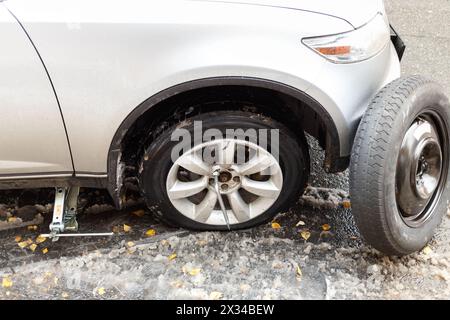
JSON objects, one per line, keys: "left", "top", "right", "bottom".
{"left": 107, "top": 77, "right": 347, "bottom": 207}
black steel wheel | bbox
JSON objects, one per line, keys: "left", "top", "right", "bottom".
{"left": 350, "top": 75, "right": 450, "bottom": 256}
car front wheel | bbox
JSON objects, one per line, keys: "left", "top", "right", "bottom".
{"left": 139, "top": 110, "right": 310, "bottom": 231}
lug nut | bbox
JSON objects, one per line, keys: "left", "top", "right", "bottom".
{"left": 233, "top": 176, "right": 240, "bottom": 183}
{"left": 221, "top": 184, "right": 229, "bottom": 191}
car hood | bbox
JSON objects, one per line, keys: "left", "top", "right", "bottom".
{"left": 196, "top": 0, "right": 384, "bottom": 28}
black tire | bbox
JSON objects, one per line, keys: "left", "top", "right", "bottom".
{"left": 350, "top": 75, "right": 450, "bottom": 256}
{"left": 139, "top": 110, "right": 310, "bottom": 230}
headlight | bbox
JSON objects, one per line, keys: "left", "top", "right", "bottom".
{"left": 302, "top": 14, "right": 390, "bottom": 63}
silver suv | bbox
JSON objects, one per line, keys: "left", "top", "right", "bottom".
{"left": 1, "top": 0, "right": 449, "bottom": 255}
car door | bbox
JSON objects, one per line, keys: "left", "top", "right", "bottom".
{"left": 0, "top": 3, "right": 73, "bottom": 178}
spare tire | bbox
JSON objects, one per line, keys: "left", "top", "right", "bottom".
{"left": 350, "top": 75, "right": 450, "bottom": 256}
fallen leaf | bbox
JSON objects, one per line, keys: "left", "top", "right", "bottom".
{"left": 29, "top": 244, "right": 38, "bottom": 252}
{"left": 132, "top": 209, "right": 145, "bottom": 217}
{"left": 61, "top": 292, "right": 69, "bottom": 298}
{"left": 2, "top": 277, "right": 12, "bottom": 288}
{"left": 210, "top": 291, "right": 223, "bottom": 300}
{"left": 296, "top": 220, "right": 306, "bottom": 227}
{"left": 170, "top": 280, "right": 184, "bottom": 288}
{"left": 322, "top": 224, "right": 331, "bottom": 231}
{"left": 168, "top": 253, "right": 177, "bottom": 261}
{"left": 422, "top": 246, "right": 433, "bottom": 255}
{"left": 7, "top": 217, "right": 17, "bottom": 223}
{"left": 300, "top": 230, "right": 311, "bottom": 241}
{"left": 27, "top": 225, "right": 38, "bottom": 231}
{"left": 127, "top": 241, "right": 135, "bottom": 248}
{"left": 36, "top": 235, "right": 47, "bottom": 244}
{"left": 97, "top": 287, "right": 106, "bottom": 296}
{"left": 296, "top": 265, "right": 303, "bottom": 282}
{"left": 42, "top": 248, "right": 49, "bottom": 254}
{"left": 123, "top": 224, "right": 131, "bottom": 232}
{"left": 188, "top": 268, "right": 201, "bottom": 276}
{"left": 271, "top": 222, "right": 281, "bottom": 229}
{"left": 145, "top": 229, "right": 156, "bottom": 237}
{"left": 18, "top": 241, "right": 29, "bottom": 249}
{"left": 342, "top": 200, "right": 351, "bottom": 209}
{"left": 14, "top": 235, "right": 22, "bottom": 242}
{"left": 26, "top": 238, "right": 33, "bottom": 245}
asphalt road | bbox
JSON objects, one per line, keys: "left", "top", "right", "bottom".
{"left": 1, "top": 0, "right": 450, "bottom": 300}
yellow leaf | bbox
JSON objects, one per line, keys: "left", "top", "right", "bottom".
{"left": 27, "top": 225, "right": 38, "bottom": 231}
{"left": 7, "top": 217, "right": 17, "bottom": 223}
{"left": 342, "top": 200, "right": 351, "bottom": 209}
{"left": 127, "top": 241, "right": 135, "bottom": 248}
{"left": 14, "top": 235, "right": 22, "bottom": 243}
{"left": 422, "top": 246, "right": 433, "bottom": 255}
{"left": 300, "top": 231, "right": 311, "bottom": 241}
{"left": 296, "top": 265, "right": 303, "bottom": 281}
{"left": 168, "top": 253, "right": 177, "bottom": 261}
{"left": 296, "top": 220, "right": 306, "bottom": 227}
{"left": 2, "top": 277, "right": 12, "bottom": 288}
{"left": 61, "top": 292, "right": 69, "bottom": 298}
{"left": 145, "top": 229, "right": 156, "bottom": 237}
{"left": 322, "top": 224, "right": 331, "bottom": 231}
{"left": 26, "top": 238, "right": 33, "bottom": 245}
{"left": 29, "top": 244, "right": 38, "bottom": 252}
{"left": 188, "top": 268, "right": 201, "bottom": 276}
{"left": 42, "top": 248, "right": 49, "bottom": 254}
{"left": 97, "top": 287, "right": 106, "bottom": 295}
{"left": 210, "top": 291, "right": 223, "bottom": 300}
{"left": 123, "top": 224, "right": 131, "bottom": 232}
{"left": 36, "top": 235, "right": 47, "bottom": 244}
{"left": 132, "top": 209, "right": 145, "bottom": 217}
{"left": 18, "top": 241, "right": 29, "bottom": 249}
{"left": 271, "top": 222, "right": 281, "bottom": 229}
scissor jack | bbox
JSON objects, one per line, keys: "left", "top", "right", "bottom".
{"left": 40, "top": 187, "right": 113, "bottom": 241}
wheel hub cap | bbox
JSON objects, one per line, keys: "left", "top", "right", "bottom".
{"left": 396, "top": 117, "right": 443, "bottom": 220}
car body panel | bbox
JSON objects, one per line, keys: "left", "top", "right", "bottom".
{"left": 197, "top": 0, "right": 385, "bottom": 28}
{"left": 0, "top": 3, "right": 73, "bottom": 178}
{"left": 6, "top": 0, "right": 363, "bottom": 175}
